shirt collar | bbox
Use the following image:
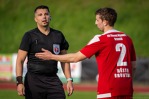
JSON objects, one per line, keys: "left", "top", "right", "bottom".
{"left": 104, "top": 29, "right": 120, "bottom": 34}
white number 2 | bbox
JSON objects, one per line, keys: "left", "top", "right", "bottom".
{"left": 115, "top": 43, "right": 127, "bottom": 66}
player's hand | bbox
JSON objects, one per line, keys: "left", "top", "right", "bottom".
{"left": 35, "top": 48, "right": 52, "bottom": 60}
{"left": 67, "top": 81, "right": 74, "bottom": 96}
{"left": 17, "top": 84, "right": 25, "bottom": 96}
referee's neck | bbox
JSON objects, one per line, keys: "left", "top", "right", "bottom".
{"left": 38, "top": 26, "right": 50, "bottom": 35}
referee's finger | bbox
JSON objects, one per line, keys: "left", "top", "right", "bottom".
{"left": 18, "top": 92, "right": 23, "bottom": 96}
{"left": 23, "top": 89, "right": 25, "bottom": 96}
{"left": 68, "top": 87, "right": 73, "bottom": 96}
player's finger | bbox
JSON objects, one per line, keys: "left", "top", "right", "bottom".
{"left": 41, "top": 48, "right": 47, "bottom": 52}
{"left": 35, "top": 53, "right": 44, "bottom": 57}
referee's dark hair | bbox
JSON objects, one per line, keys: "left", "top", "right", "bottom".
{"left": 34, "top": 5, "right": 50, "bottom": 13}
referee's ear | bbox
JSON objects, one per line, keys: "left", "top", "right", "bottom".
{"left": 50, "top": 16, "right": 52, "bottom": 21}
{"left": 34, "top": 17, "right": 37, "bottom": 23}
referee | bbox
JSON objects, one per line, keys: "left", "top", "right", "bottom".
{"left": 16, "top": 5, "right": 73, "bottom": 99}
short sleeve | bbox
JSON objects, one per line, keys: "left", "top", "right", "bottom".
{"left": 80, "top": 35, "right": 101, "bottom": 58}
{"left": 80, "top": 41, "right": 101, "bottom": 58}
{"left": 19, "top": 32, "right": 32, "bottom": 51}
{"left": 60, "top": 33, "right": 69, "bottom": 50}
{"left": 131, "top": 42, "right": 136, "bottom": 61}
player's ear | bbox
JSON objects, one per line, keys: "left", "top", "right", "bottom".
{"left": 103, "top": 20, "right": 108, "bottom": 26}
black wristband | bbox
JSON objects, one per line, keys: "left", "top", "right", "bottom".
{"left": 16, "top": 76, "right": 23, "bottom": 86}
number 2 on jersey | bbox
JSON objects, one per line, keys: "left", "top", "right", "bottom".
{"left": 115, "top": 43, "right": 127, "bottom": 66}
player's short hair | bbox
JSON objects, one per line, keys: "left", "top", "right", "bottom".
{"left": 34, "top": 5, "right": 50, "bottom": 13}
{"left": 95, "top": 7, "right": 117, "bottom": 26}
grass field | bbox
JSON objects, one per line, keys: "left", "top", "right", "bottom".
{"left": 0, "top": 90, "right": 149, "bottom": 99}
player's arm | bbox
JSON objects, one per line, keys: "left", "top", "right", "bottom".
{"left": 35, "top": 48, "right": 87, "bottom": 62}
{"left": 60, "top": 50, "right": 74, "bottom": 96}
{"left": 131, "top": 61, "right": 136, "bottom": 78}
{"left": 16, "top": 49, "right": 27, "bottom": 96}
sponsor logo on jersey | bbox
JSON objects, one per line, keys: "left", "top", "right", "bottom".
{"left": 53, "top": 44, "right": 60, "bottom": 54}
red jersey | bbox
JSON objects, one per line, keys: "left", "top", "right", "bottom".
{"left": 80, "top": 30, "right": 136, "bottom": 98}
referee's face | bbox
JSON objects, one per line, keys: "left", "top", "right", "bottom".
{"left": 34, "top": 9, "right": 50, "bottom": 27}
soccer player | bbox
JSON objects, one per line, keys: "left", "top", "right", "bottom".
{"left": 35, "top": 7, "right": 136, "bottom": 99}
{"left": 16, "top": 5, "right": 73, "bottom": 99}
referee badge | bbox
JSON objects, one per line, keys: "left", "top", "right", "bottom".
{"left": 53, "top": 44, "right": 60, "bottom": 55}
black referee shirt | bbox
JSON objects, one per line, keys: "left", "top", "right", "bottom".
{"left": 19, "top": 28, "right": 69, "bottom": 75}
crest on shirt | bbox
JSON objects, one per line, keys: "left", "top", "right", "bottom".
{"left": 53, "top": 44, "right": 60, "bottom": 55}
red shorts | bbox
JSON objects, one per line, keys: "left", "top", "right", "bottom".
{"left": 98, "top": 96, "right": 132, "bottom": 99}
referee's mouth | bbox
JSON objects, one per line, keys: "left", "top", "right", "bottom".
{"left": 42, "top": 20, "right": 48, "bottom": 24}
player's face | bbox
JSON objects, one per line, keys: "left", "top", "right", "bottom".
{"left": 34, "top": 9, "right": 50, "bottom": 27}
{"left": 95, "top": 15, "right": 104, "bottom": 32}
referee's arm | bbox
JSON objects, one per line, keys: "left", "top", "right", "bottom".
{"left": 60, "top": 50, "right": 74, "bottom": 96}
{"left": 16, "top": 49, "right": 27, "bottom": 96}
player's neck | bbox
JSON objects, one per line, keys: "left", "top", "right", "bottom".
{"left": 104, "top": 26, "right": 114, "bottom": 33}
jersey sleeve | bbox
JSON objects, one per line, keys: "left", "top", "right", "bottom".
{"left": 60, "top": 33, "right": 69, "bottom": 50}
{"left": 80, "top": 35, "right": 102, "bottom": 58}
{"left": 127, "top": 36, "right": 136, "bottom": 62}
{"left": 19, "top": 32, "right": 32, "bottom": 51}
{"left": 80, "top": 42, "right": 100, "bottom": 58}
{"left": 130, "top": 42, "right": 136, "bottom": 61}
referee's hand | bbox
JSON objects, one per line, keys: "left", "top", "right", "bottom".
{"left": 67, "top": 81, "right": 74, "bottom": 96}
{"left": 17, "top": 84, "right": 25, "bottom": 96}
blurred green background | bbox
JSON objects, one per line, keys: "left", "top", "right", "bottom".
{"left": 0, "top": 0, "right": 149, "bottom": 98}
{"left": 0, "top": 0, "right": 149, "bottom": 57}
